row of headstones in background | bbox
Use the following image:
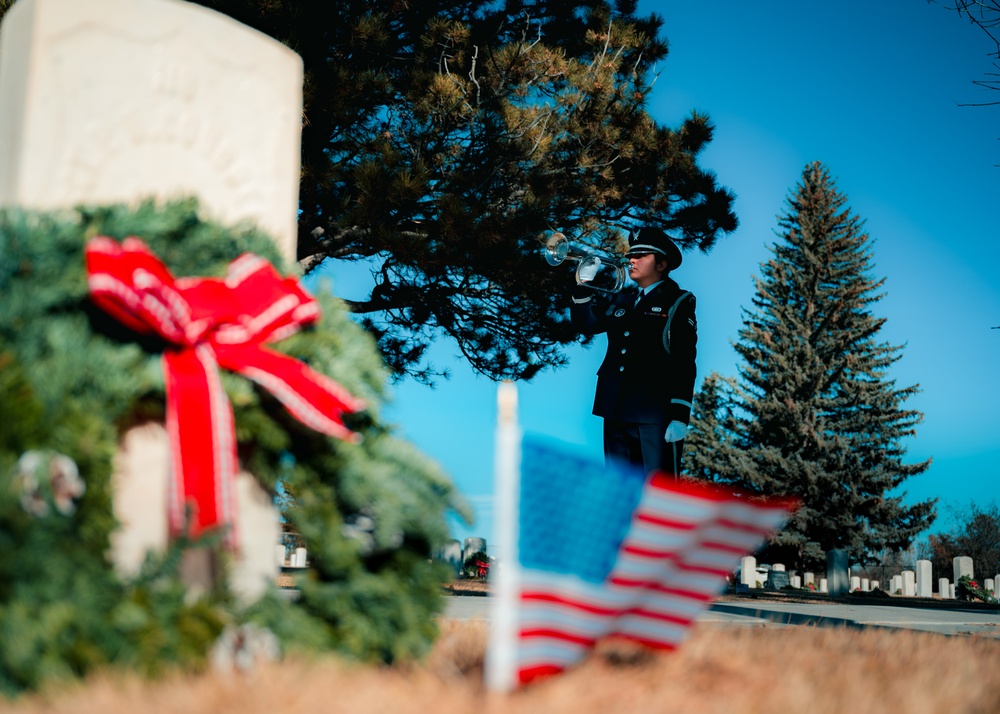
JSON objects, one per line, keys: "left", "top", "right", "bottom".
{"left": 435, "top": 537, "right": 488, "bottom": 576}
{"left": 740, "top": 552, "right": 998, "bottom": 598}
{"left": 275, "top": 545, "right": 308, "bottom": 569}
{"left": 741, "top": 556, "right": 854, "bottom": 594}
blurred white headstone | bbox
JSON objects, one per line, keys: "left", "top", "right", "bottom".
{"left": 464, "top": 536, "right": 488, "bottom": 559}
{"left": 953, "top": 556, "right": 974, "bottom": 584}
{"left": 939, "top": 577, "right": 951, "bottom": 599}
{"left": 0, "top": 0, "right": 303, "bottom": 263}
{"left": 437, "top": 539, "right": 464, "bottom": 576}
{"left": 915, "top": 560, "right": 933, "bottom": 598}
{"left": 740, "top": 556, "right": 756, "bottom": 588}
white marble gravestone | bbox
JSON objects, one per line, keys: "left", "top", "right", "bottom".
{"left": 953, "top": 556, "right": 974, "bottom": 584}
{"left": 740, "top": 555, "right": 756, "bottom": 588}
{"left": 437, "top": 539, "right": 464, "bottom": 576}
{"left": 0, "top": 0, "right": 302, "bottom": 263}
{"left": 463, "top": 537, "right": 488, "bottom": 559}
{"left": 0, "top": 0, "right": 305, "bottom": 602}
{"left": 915, "top": 559, "right": 933, "bottom": 598}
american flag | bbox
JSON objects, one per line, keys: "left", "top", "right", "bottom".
{"left": 486, "top": 392, "right": 797, "bottom": 690}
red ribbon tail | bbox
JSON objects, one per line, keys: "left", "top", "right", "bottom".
{"left": 216, "top": 345, "right": 365, "bottom": 442}
{"left": 164, "top": 346, "right": 240, "bottom": 547}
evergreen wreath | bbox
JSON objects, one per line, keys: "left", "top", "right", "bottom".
{"left": 0, "top": 200, "right": 470, "bottom": 696}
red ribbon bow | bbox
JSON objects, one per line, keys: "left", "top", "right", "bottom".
{"left": 85, "top": 237, "right": 365, "bottom": 546}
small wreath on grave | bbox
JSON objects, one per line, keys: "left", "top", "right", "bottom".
{"left": 956, "top": 575, "right": 997, "bottom": 604}
{"left": 462, "top": 550, "right": 491, "bottom": 580}
{"left": 0, "top": 200, "right": 470, "bottom": 696}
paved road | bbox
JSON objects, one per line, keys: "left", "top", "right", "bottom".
{"left": 443, "top": 595, "right": 1000, "bottom": 638}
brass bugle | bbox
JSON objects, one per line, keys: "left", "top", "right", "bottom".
{"left": 543, "top": 232, "right": 628, "bottom": 294}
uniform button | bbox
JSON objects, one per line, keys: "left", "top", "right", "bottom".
{"left": 619, "top": 366, "right": 625, "bottom": 372}
{"left": 623, "top": 331, "right": 630, "bottom": 337}
{"left": 621, "top": 348, "right": 626, "bottom": 354}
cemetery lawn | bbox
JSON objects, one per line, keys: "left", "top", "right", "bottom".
{"left": 5, "top": 619, "right": 999, "bottom": 714}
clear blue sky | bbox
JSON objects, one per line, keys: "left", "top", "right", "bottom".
{"left": 308, "top": 1, "right": 1000, "bottom": 550}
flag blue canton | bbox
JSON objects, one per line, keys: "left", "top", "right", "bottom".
{"left": 519, "top": 437, "right": 647, "bottom": 583}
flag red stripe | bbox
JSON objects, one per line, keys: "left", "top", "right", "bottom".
{"left": 715, "top": 517, "right": 777, "bottom": 535}
{"left": 635, "top": 512, "right": 697, "bottom": 530}
{"left": 620, "top": 546, "right": 734, "bottom": 576}
{"left": 647, "top": 472, "right": 800, "bottom": 512}
{"left": 518, "top": 664, "right": 566, "bottom": 684}
{"left": 521, "top": 591, "right": 617, "bottom": 615}
{"left": 609, "top": 633, "right": 680, "bottom": 651}
{"left": 520, "top": 592, "right": 694, "bottom": 626}
{"left": 519, "top": 628, "right": 597, "bottom": 646}
{"left": 607, "top": 577, "right": 715, "bottom": 602}
{"left": 700, "top": 540, "right": 753, "bottom": 555}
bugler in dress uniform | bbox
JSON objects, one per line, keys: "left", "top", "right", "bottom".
{"left": 571, "top": 227, "right": 697, "bottom": 476}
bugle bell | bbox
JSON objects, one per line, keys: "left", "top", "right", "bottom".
{"left": 543, "top": 232, "right": 628, "bottom": 294}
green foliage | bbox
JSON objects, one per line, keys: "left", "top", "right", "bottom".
{"left": 182, "top": 0, "right": 738, "bottom": 381}
{"left": 462, "top": 550, "right": 490, "bottom": 580}
{"left": 0, "top": 201, "right": 470, "bottom": 695}
{"left": 686, "top": 162, "right": 936, "bottom": 570}
{"left": 919, "top": 501, "right": 1000, "bottom": 583}
{"left": 956, "top": 575, "right": 997, "bottom": 604}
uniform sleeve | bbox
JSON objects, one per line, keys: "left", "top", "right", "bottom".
{"left": 666, "top": 294, "right": 697, "bottom": 425}
{"left": 570, "top": 287, "right": 611, "bottom": 336}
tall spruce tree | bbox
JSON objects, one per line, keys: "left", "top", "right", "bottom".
{"left": 686, "top": 162, "right": 936, "bottom": 570}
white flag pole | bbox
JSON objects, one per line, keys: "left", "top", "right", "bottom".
{"left": 484, "top": 380, "right": 522, "bottom": 693}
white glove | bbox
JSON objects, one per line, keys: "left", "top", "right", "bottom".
{"left": 578, "top": 256, "right": 600, "bottom": 282}
{"left": 664, "top": 420, "right": 687, "bottom": 443}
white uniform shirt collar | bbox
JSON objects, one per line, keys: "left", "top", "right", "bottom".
{"left": 636, "top": 280, "right": 664, "bottom": 299}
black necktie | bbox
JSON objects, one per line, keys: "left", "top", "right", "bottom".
{"left": 634, "top": 289, "right": 644, "bottom": 307}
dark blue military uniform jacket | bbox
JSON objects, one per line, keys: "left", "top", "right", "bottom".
{"left": 571, "top": 278, "right": 697, "bottom": 426}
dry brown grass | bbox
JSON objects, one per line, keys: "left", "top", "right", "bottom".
{"left": 5, "top": 620, "right": 999, "bottom": 714}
